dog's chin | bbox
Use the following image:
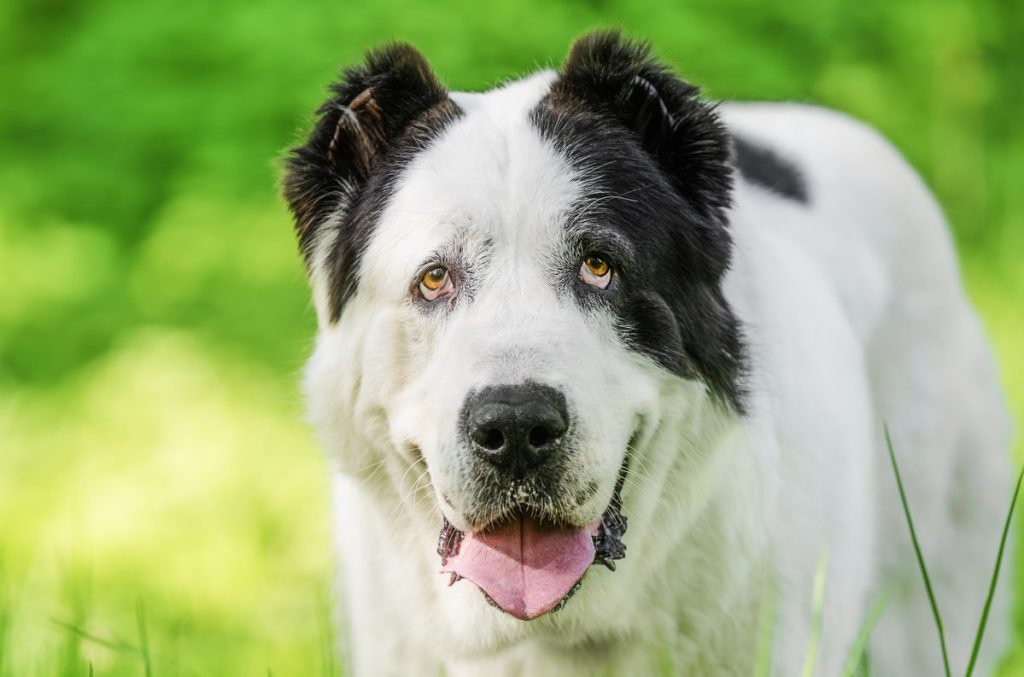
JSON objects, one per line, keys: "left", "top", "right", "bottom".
{"left": 436, "top": 469, "right": 628, "bottom": 621}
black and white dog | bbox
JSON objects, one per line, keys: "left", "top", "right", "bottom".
{"left": 282, "top": 32, "right": 1011, "bottom": 675}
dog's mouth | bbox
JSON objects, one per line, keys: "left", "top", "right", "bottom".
{"left": 436, "top": 469, "right": 628, "bottom": 621}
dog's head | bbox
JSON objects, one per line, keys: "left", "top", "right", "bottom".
{"left": 284, "top": 30, "right": 745, "bottom": 640}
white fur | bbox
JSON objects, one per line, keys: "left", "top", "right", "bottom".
{"left": 301, "top": 76, "right": 1012, "bottom": 675}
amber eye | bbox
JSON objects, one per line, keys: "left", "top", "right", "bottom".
{"left": 421, "top": 267, "right": 446, "bottom": 291}
{"left": 580, "top": 254, "right": 612, "bottom": 289}
{"left": 418, "top": 265, "right": 453, "bottom": 301}
{"left": 584, "top": 256, "right": 609, "bottom": 277}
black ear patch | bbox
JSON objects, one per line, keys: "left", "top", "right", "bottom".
{"left": 282, "top": 44, "right": 452, "bottom": 259}
{"left": 536, "top": 31, "right": 747, "bottom": 411}
{"left": 550, "top": 31, "right": 733, "bottom": 225}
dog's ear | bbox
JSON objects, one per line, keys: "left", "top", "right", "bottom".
{"left": 550, "top": 31, "right": 732, "bottom": 223}
{"left": 283, "top": 44, "right": 449, "bottom": 259}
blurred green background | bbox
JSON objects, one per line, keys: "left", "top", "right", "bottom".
{"left": 0, "top": 0, "right": 1021, "bottom": 674}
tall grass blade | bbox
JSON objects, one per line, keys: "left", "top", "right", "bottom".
{"left": 840, "top": 591, "right": 890, "bottom": 676}
{"left": 885, "top": 425, "right": 951, "bottom": 677}
{"left": 0, "top": 554, "right": 7, "bottom": 677}
{"left": 801, "top": 551, "right": 828, "bottom": 677}
{"left": 52, "top": 619, "right": 141, "bottom": 655}
{"left": 964, "top": 464, "right": 1024, "bottom": 676}
{"left": 315, "top": 585, "right": 339, "bottom": 677}
{"left": 136, "top": 599, "right": 153, "bottom": 677}
{"left": 0, "top": 596, "right": 6, "bottom": 676}
{"left": 54, "top": 620, "right": 198, "bottom": 676}
{"left": 754, "top": 576, "right": 778, "bottom": 677}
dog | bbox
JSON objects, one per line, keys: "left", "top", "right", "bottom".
{"left": 281, "top": 31, "right": 1012, "bottom": 675}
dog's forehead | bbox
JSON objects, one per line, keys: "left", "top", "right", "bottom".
{"left": 362, "top": 72, "right": 583, "bottom": 292}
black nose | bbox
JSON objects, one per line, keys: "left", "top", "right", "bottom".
{"left": 462, "top": 383, "right": 569, "bottom": 471}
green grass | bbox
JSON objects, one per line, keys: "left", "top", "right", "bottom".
{"left": 841, "top": 592, "right": 890, "bottom": 677}
{"left": 966, "top": 459, "right": 1024, "bottom": 676}
{"left": 0, "top": 0, "right": 1022, "bottom": 674}
{"left": 885, "top": 428, "right": 1023, "bottom": 677}
{"left": 802, "top": 552, "right": 829, "bottom": 677}
{"left": 885, "top": 426, "right": 953, "bottom": 677}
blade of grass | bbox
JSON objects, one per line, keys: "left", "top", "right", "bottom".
{"left": 53, "top": 619, "right": 198, "bottom": 676}
{"left": 801, "top": 550, "right": 828, "bottom": 677}
{"left": 136, "top": 599, "right": 153, "bottom": 677}
{"left": 885, "top": 425, "right": 951, "bottom": 677}
{"left": 0, "top": 595, "right": 6, "bottom": 677}
{"left": 0, "top": 554, "right": 8, "bottom": 677}
{"left": 315, "top": 585, "right": 338, "bottom": 677}
{"left": 840, "top": 590, "right": 890, "bottom": 677}
{"left": 52, "top": 619, "right": 143, "bottom": 655}
{"left": 857, "top": 651, "right": 871, "bottom": 677}
{"left": 58, "top": 555, "right": 92, "bottom": 677}
{"left": 754, "top": 575, "right": 778, "bottom": 677}
{"left": 964, "top": 463, "right": 1024, "bottom": 676}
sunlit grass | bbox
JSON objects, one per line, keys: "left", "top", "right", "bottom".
{"left": 0, "top": 325, "right": 333, "bottom": 675}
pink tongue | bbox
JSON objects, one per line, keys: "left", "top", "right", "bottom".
{"left": 440, "top": 517, "right": 598, "bottom": 620}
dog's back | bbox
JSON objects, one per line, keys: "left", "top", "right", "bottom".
{"left": 722, "top": 102, "right": 1012, "bottom": 675}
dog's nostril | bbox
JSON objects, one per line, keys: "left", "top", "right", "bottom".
{"left": 528, "top": 425, "right": 556, "bottom": 449}
{"left": 479, "top": 428, "right": 505, "bottom": 451}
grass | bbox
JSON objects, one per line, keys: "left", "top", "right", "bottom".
{"left": 801, "top": 552, "right": 829, "bottom": 677}
{"left": 135, "top": 601, "right": 152, "bottom": 677}
{"left": 885, "top": 426, "right": 953, "bottom": 676}
{"left": 966, "top": 458, "right": 1024, "bottom": 676}
{"left": 754, "top": 577, "right": 778, "bottom": 676}
{"left": 787, "top": 427, "right": 1020, "bottom": 677}
{"left": 840, "top": 592, "right": 890, "bottom": 677}
{"left": 886, "top": 427, "right": 1024, "bottom": 677}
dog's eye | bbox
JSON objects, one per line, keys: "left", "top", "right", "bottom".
{"left": 418, "top": 265, "right": 453, "bottom": 301}
{"left": 580, "top": 255, "right": 612, "bottom": 289}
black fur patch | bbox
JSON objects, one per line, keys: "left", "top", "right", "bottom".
{"left": 535, "top": 30, "right": 746, "bottom": 411}
{"left": 732, "top": 135, "right": 808, "bottom": 203}
{"left": 282, "top": 43, "right": 461, "bottom": 321}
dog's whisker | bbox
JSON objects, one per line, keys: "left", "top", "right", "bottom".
{"left": 618, "top": 476, "right": 656, "bottom": 508}
{"left": 625, "top": 444, "right": 656, "bottom": 484}
{"left": 623, "top": 456, "right": 654, "bottom": 484}
{"left": 387, "top": 464, "right": 435, "bottom": 523}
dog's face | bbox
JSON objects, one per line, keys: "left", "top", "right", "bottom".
{"left": 284, "top": 31, "right": 745, "bottom": 641}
